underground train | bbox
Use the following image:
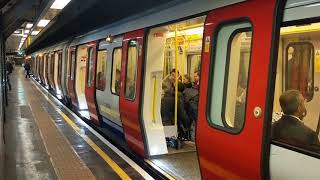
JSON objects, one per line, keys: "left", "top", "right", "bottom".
{"left": 28, "top": 0, "right": 320, "bottom": 179}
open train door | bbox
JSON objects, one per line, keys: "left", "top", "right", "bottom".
{"left": 84, "top": 41, "right": 100, "bottom": 125}
{"left": 197, "top": 0, "right": 284, "bottom": 179}
{"left": 68, "top": 47, "right": 79, "bottom": 108}
{"left": 120, "top": 29, "right": 146, "bottom": 157}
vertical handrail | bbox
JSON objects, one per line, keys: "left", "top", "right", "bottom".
{"left": 174, "top": 26, "right": 179, "bottom": 129}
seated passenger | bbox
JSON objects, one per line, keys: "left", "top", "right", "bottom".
{"left": 272, "top": 90, "right": 320, "bottom": 151}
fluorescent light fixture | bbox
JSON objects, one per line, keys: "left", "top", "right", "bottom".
{"left": 50, "top": 0, "right": 71, "bottom": 9}
{"left": 24, "top": 29, "right": 30, "bottom": 34}
{"left": 22, "top": 34, "right": 28, "bottom": 37}
{"left": 26, "top": 23, "right": 33, "bottom": 29}
{"left": 14, "top": 30, "right": 20, "bottom": 34}
{"left": 37, "top": 19, "right": 50, "bottom": 27}
{"left": 31, "top": 31, "right": 40, "bottom": 35}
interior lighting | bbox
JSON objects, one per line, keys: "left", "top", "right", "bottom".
{"left": 22, "top": 34, "right": 28, "bottom": 37}
{"left": 50, "top": 0, "right": 71, "bottom": 9}
{"left": 37, "top": 19, "right": 50, "bottom": 27}
{"left": 26, "top": 23, "right": 33, "bottom": 29}
{"left": 166, "top": 27, "right": 204, "bottom": 37}
{"left": 24, "top": 29, "right": 30, "bottom": 34}
{"left": 31, "top": 31, "right": 40, "bottom": 35}
{"left": 281, "top": 22, "right": 320, "bottom": 35}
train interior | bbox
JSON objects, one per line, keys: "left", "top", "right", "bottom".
{"left": 142, "top": 16, "right": 204, "bottom": 179}
{"left": 271, "top": 22, "right": 320, "bottom": 176}
{"left": 75, "top": 44, "right": 89, "bottom": 116}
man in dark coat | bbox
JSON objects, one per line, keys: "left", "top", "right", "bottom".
{"left": 6, "top": 60, "right": 13, "bottom": 90}
{"left": 24, "top": 61, "right": 31, "bottom": 78}
{"left": 272, "top": 90, "right": 320, "bottom": 151}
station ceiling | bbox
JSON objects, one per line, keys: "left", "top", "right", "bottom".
{"left": 25, "top": 0, "right": 178, "bottom": 54}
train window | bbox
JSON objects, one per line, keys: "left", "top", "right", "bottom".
{"left": 272, "top": 23, "right": 320, "bottom": 154}
{"left": 208, "top": 22, "right": 252, "bottom": 133}
{"left": 70, "top": 50, "right": 76, "bottom": 80}
{"left": 125, "top": 40, "right": 138, "bottom": 100}
{"left": 285, "top": 43, "right": 314, "bottom": 102}
{"left": 111, "top": 48, "right": 122, "bottom": 95}
{"left": 96, "top": 50, "right": 107, "bottom": 91}
{"left": 87, "top": 47, "right": 94, "bottom": 87}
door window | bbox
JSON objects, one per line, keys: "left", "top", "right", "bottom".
{"left": 111, "top": 48, "right": 122, "bottom": 95}
{"left": 96, "top": 50, "right": 107, "bottom": 91}
{"left": 208, "top": 22, "right": 252, "bottom": 133}
{"left": 87, "top": 47, "right": 94, "bottom": 87}
{"left": 70, "top": 50, "right": 76, "bottom": 80}
{"left": 125, "top": 40, "right": 138, "bottom": 100}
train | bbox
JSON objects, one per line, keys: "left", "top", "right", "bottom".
{"left": 28, "top": 0, "right": 320, "bottom": 179}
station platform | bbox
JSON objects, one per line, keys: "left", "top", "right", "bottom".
{"left": 4, "top": 68, "right": 153, "bottom": 180}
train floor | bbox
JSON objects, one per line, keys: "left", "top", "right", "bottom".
{"left": 3, "top": 68, "right": 150, "bottom": 180}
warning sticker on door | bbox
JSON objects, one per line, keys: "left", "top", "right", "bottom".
{"left": 204, "top": 36, "right": 210, "bottom": 53}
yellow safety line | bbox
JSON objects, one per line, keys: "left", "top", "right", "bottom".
{"left": 32, "top": 81, "right": 131, "bottom": 180}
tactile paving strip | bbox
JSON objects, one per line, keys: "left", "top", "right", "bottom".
{"left": 25, "top": 79, "right": 96, "bottom": 180}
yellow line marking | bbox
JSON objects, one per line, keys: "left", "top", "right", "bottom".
{"left": 32, "top": 81, "right": 132, "bottom": 180}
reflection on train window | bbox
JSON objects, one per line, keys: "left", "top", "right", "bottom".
{"left": 70, "top": 50, "right": 76, "bottom": 80}
{"left": 208, "top": 22, "right": 252, "bottom": 133}
{"left": 111, "top": 48, "right": 122, "bottom": 95}
{"left": 87, "top": 47, "right": 94, "bottom": 87}
{"left": 96, "top": 50, "right": 107, "bottom": 91}
{"left": 125, "top": 41, "right": 138, "bottom": 100}
{"left": 272, "top": 23, "right": 320, "bottom": 153}
{"left": 286, "top": 43, "right": 314, "bottom": 102}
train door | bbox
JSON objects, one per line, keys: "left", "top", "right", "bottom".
{"left": 49, "top": 52, "right": 56, "bottom": 90}
{"left": 43, "top": 54, "right": 49, "bottom": 87}
{"left": 60, "top": 46, "right": 69, "bottom": 101}
{"left": 270, "top": 1, "right": 320, "bottom": 179}
{"left": 120, "top": 29, "right": 146, "bottom": 156}
{"left": 54, "top": 51, "right": 62, "bottom": 95}
{"left": 84, "top": 41, "right": 100, "bottom": 125}
{"left": 96, "top": 37, "right": 123, "bottom": 131}
{"left": 197, "top": 0, "right": 280, "bottom": 179}
{"left": 75, "top": 44, "right": 89, "bottom": 112}
{"left": 39, "top": 55, "right": 44, "bottom": 83}
{"left": 67, "top": 47, "right": 78, "bottom": 108}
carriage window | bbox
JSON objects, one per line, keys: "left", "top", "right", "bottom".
{"left": 187, "top": 54, "right": 201, "bottom": 82}
{"left": 125, "top": 40, "right": 138, "bottom": 100}
{"left": 286, "top": 43, "right": 314, "bottom": 102}
{"left": 208, "top": 22, "right": 252, "bottom": 133}
{"left": 272, "top": 23, "right": 320, "bottom": 154}
{"left": 96, "top": 50, "right": 107, "bottom": 91}
{"left": 87, "top": 47, "right": 94, "bottom": 87}
{"left": 111, "top": 48, "right": 122, "bottom": 95}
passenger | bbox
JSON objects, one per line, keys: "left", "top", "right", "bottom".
{"left": 272, "top": 90, "right": 320, "bottom": 151}
{"left": 183, "top": 75, "right": 199, "bottom": 123}
{"left": 24, "top": 61, "right": 31, "bottom": 79}
{"left": 193, "top": 71, "right": 200, "bottom": 89}
{"left": 6, "top": 60, "right": 13, "bottom": 91}
{"left": 162, "top": 68, "right": 180, "bottom": 97}
{"left": 115, "top": 69, "right": 121, "bottom": 95}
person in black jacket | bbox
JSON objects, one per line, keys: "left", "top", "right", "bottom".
{"left": 272, "top": 90, "right": 320, "bottom": 151}
{"left": 6, "top": 60, "right": 13, "bottom": 90}
{"left": 24, "top": 61, "right": 31, "bottom": 78}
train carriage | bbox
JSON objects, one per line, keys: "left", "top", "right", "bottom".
{"left": 29, "top": 0, "right": 320, "bottom": 179}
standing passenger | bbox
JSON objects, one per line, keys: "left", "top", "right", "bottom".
{"left": 24, "top": 61, "right": 31, "bottom": 79}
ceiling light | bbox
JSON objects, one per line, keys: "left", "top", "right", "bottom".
{"left": 22, "top": 34, "right": 28, "bottom": 37}
{"left": 31, "top": 31, "right": 40, "bottom": 35}
{"left": 14, "top": 30, "right": 20, "bottom": 34}
{"left": 24, "top": 30, "right": 30, "bottom": 34}
{"left": 26, "top": 23, "right": 33, "bottom": 29}
{"left": 50, "top": 0, "right": 71, "bottom": 9}
{"left": 37, "top": 19, "right": 50, "bottom": 27}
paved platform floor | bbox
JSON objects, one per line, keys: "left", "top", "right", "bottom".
{"left": 4, "top": 68, "right": 149, "bottom": 180}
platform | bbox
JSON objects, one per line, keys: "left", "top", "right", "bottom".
{"left": 4, "top": 68, "right": 152, "bottom": 180}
